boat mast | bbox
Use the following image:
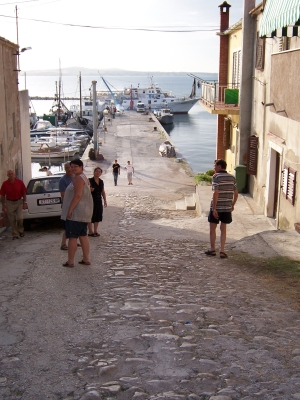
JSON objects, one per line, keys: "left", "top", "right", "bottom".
{"left": 57, "top": 59, "right": 62, "bottom": 125}
{"left": 79, "top": 71, "right": 82, "bottom": 117}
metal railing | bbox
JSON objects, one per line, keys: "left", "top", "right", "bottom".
{"left": 197, "top": 78, "right": 240, "bottom": 110}
{"left": 187, "top": 74, "right": 240, "bottom": 110}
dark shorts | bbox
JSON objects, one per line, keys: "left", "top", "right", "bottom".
{"left": 208, "top": 210, "right": 232, "bottom": 224}
{"left": 65, "top": 220, "right": 88, "bottom": 239}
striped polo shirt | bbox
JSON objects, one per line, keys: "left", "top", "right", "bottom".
{"left": 210, "top": 171, "right": 237, "bottom": 212}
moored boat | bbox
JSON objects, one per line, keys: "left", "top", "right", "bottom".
{"left": 159, "top": 140, "right": 176, "bottom": 157}
{"left": 155, "top": 108, "right": 174, "bottom": 125}
{"left": 31, "top": 144, "right": 80, "bottom": 160}
{"left": 121, "top": 77, "right": 199, "bottom": 114}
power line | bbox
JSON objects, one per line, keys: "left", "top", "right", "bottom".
{"left": 0, "top": 0, "right": 41, "bottom": 5}
{"left": 0, "top": 14, "right": 219, "bottom": 32}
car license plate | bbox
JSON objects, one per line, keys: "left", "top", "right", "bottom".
{"left": 38, "top": 198, "right": 61, "bottom": 205}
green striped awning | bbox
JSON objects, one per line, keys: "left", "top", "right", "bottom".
{"left": 260, "top": 0, "right": 300, "bottom": 37}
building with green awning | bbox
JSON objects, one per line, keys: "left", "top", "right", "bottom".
{"left": 260, "top": 0, "right": 300, "bottom": 37}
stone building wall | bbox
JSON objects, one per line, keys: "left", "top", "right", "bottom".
{"left": 0, "top": 36, "right": 22, "bottom": 183}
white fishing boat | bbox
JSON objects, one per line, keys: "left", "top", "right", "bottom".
{"left": 30, "top": 127, "right": 90, "bottom": 145}
{"left": 155, "top": 108, "right": 174, "bottom": 125}
{"left": 121, "top": 77, "right": 199, "bottom": 114}
{"left": 30, "top": 135, "right": 85, "bottom": 151}
{"left": 31, "top": 143, "right": 80, "bottom": 160}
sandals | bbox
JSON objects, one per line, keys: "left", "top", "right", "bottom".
{"left": 205, "top": 250, "right": 216, "bottom": 256}
{"left": 78, "top": 260, "right": 91, "bottom": 265}
{"left": 205, "top": 250, "right": 228, "bottom": 258}
{"left": 88, "top": 233, "right": 99, "bottom": 237}
{"left": 220, "top": 252, "right": 228, "bottom": 259}
{"left": 61, "top": 244, "right": 80, "bottom": 250}
{"left": 62, "top": 262, "right": 75, "bottom": 268}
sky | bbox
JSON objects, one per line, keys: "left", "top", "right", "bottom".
{"left": 0, "top": 0, "right": 245, "bottom": 73}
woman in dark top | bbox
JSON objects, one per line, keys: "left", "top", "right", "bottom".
{"left": 88, "top": 167, "right": 107, "bottom": 237}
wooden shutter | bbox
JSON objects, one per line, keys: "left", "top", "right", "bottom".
{"left": 282, "top": 164, "right": 296, "bottom": 205}
{"left": 232, "top": 50, "right": 241, "bottom": 88}
{"left": 255, "top": 35, "right": 265, "bottom": 70}
{"left": 247, "top": 135, "right": 258, "bottom": 175}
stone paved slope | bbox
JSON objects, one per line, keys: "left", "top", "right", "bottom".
{"left": 0, "top": 111, "right": 299, "bottom": 399}
{"left": 0, "top": 190, "right": 300, "bottom": 399}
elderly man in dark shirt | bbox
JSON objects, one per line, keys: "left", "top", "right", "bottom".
{"left": 0, "top": 170, "right": 27, "bottom": 239}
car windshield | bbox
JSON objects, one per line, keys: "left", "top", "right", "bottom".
{"left": 27, "top": 177, "right": 62, "bottom": 194}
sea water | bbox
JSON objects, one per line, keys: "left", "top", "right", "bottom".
{"left": 21, "top": 73, "right": 217, "bottom": 174}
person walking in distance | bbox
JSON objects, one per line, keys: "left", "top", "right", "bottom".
{"left": 205, "top": 159, "right": 238, "bottom": 259}
{"left": 0, "top": 170, "right": 27, "bottom": 240}
{"left": 125, "top": 160, "right": 134, "bottom": 185}
{"left": 112, "top": 159, "right": 120, "bottom": 186}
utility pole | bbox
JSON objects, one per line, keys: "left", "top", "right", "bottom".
{"left": 15, "top": 6, "right": 20, "bottom": 72}
{"left": 92, "top": 81, "right": 98, "bottom": 154}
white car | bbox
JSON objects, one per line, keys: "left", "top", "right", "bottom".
{"left": 23, "top": 175, "right": 64, "bottom": 229}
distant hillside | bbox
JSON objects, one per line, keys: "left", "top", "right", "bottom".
{"left": 24, "top": 67, "right": 217, "bottom": 77}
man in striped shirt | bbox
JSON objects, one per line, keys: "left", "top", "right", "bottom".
{"left": 205, "top": 159, "right": 238, "bottom": 259}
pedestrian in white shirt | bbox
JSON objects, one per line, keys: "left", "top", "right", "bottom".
{"left": 125, "top": 161, "right": 134, "bottom": 185}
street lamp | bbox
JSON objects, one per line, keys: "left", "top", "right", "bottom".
{"left": 13, "top": 46, "right": 32, "bottom": 73}
{"left": 103, "top": 109, "right": 108, "bottom": 131}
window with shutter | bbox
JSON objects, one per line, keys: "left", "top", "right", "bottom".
{"left": 232, "top": 50, "right": 241, "bottom": 89}
{"left": 247, "top": 135, "right": 258, "bottom": 175}
{"left": 282, "top": 164, "right": 296, "bottom": 205}
{"left": 255, "top": 35, "right": 265, "bottom": 70}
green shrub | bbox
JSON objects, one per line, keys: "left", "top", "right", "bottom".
{"left": 194, "top": 169, "right": 215, "bottom": 184}
{"left": 194, "top": 172, "right": 212, "bottom": 184}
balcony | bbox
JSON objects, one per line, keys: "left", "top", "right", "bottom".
{"left": 198, "top": 79, "right": 240, "bottom": 115}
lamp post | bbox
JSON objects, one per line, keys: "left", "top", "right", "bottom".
{"left": 103, "top": 109, "right": 108, "bottom": 131}
{"left": 13, "top": 7, "right": 32, "bottom": 80}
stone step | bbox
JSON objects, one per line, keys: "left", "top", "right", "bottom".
{"left": 185, "top": 194, "right": 196, "bottom": 210}
{"left": 175, "top": 199, "right": 187, "bottom": 211}
{"left": 175, "top": 194, "right": 196, "bottom": 211}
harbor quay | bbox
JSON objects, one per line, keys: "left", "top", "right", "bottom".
{"left": 0, "top": 111, "right": 300, "bottom": 399}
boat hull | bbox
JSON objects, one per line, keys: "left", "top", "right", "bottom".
{"left": 31, "top": 146, "right": 80, "bottom": 160}
{"left": 158, "top": 115, "right": 174, "bottom": 125}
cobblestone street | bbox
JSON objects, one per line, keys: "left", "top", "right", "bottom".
{"left": 0, "top": 112, "right": 299, "bottom": 399}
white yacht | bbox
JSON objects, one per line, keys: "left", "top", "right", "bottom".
{"left": 121, "top": 77, "right": 199, "bottom": 114}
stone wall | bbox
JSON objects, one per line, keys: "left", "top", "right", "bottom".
{"left": 0, "top": 36, "right": 22, "bottom": 184}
